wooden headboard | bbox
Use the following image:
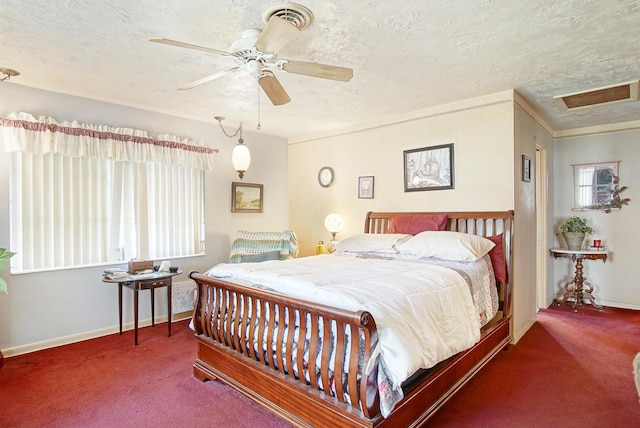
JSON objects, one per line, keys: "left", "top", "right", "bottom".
{"left": 364, "top": 210, "right": 514, "bottom": 318}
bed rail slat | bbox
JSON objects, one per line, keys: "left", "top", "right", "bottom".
{"left": 274, "top": 304, "right": 286, "bottom": 374}
{"left": 247, "top": 297, "right": 258, "bottom": 360}
{"left": 265, "top": 301, "right": 276, "bottom": 369}
{"left": 256, "top": 299, "right": 268, "bottom": 366}
{"left": 285, "top": 308, "right": 296, "bottom": 379}
{"left": 347, "top": 323, "right": 361, "bottom": 410}
{"left": 208, "top": 288, "right": 218, "bottom": 341}
{"left": 308, "top": 315, "right": 320, "bottom": 390}
{"left": 238, "top": 294, "right": 249, "bottom": 355}
{"left": 334, "top": 321, "right": 346, "bottom": 403}
{"left": 320, "top": 316, "right": 332, "bottom": 395}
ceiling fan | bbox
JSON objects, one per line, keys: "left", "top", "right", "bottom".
{"left": 150, "top": 8, "right": 353, "bottom": 106}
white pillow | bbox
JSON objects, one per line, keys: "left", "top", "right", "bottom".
{"left": 335, "top": 233, "right": 411, "bottom": 253}
{"left": 396, "top": 231, "right": 495, "bottom": 261}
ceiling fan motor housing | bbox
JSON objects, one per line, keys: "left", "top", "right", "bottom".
{"left": 230, "top": 29, "right": 261, "bottom": 54}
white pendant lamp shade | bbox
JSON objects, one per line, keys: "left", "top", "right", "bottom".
{"left": 232, "top": 139, "right": 251, "bottom": 179}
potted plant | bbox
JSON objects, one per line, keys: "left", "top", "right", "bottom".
{"left": 0, "top": 248, "right": 15, "bottom": 369}
{"left": 0, "top": 248, "right": 16, "bottom": 294}
{"left": 560, "top": 217, "right": 594, "bottom": 250}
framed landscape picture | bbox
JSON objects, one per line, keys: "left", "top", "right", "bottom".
{"left": 403, "top": 143, "right": 454, "bottom": 192}
{"left": 231, "top": 182, "right": 263, "bottom": 213}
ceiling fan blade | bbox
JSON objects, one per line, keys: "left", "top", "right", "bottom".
{"left": 177, "top": 67, "right": 239, "bottom": 91}
{"left": 254, "top": 17, "right": 300, "bottom": 54}
{"left": 259, "top": 73, "right": 291, "bottom": 106}
{"left": 150, "top": 37, "right": 232, "bottom": 57}
{"left": 281, "top": 60, "right": 353, "bottom": 82}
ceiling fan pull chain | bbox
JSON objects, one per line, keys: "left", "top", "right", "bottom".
{"left": 257, "top": 82, "right": 262, "bottom": 130}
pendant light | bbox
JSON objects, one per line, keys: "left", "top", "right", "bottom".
{"left": 215, "top": 116, "right": 250, "bottom": 179}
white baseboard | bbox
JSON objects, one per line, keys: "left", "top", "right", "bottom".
{"left": 2, "top": 311, "right": 192, "bottom": 358}
{"left": 551, "top": 295, "right": 640, "bottom": 311}
{"left": 512, "top": 315, "right": 537, "bottom": 344}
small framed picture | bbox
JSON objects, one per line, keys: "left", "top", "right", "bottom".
{"left": 231, "top": 182, "right": 263, "bottom": 213}
{"left": 358, "top": 176, "right": 374, "bottom": 199}
{"left": 522, "top": 155, "right": 531, "bottom": 182}
{"left": 403, "top": 143, "right": 454, "bottom": 192}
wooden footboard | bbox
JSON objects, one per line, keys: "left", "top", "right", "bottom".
{"left": 190, "top": 272, "right": 383, "bottom": 426}
{"left": 191, "top": 210, "right": 514, "bottom": 427}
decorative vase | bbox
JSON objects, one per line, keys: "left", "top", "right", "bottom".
{"left": 563, "top": 232, "right": 585, "bottom": 251}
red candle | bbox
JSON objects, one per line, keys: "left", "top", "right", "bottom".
{"left": 593, "top": 239, "right": 602, "bottom": 247}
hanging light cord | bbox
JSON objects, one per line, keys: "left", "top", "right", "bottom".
{"left": 0, "top": 67, "right": 20, "bottom": 82}
{"left": 214, "top": 116, "right": 243, "bottom": 140}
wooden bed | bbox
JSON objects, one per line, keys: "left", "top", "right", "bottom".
{"left": 189, "top": 210, "right": 514, "bottom": 427}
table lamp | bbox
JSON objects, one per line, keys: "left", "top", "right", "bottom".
{"left": 324, "top": 213, "right": 344, "bottom": 252}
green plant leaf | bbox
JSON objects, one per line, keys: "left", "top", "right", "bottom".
{"left": 0, "top": 278, "right": 7, "bottom": 294}
{"left": 0, "top": 248, "right": 16, "bottom": 260}
{"left": 560, "top": 216, "right": 594, "bottom": 234}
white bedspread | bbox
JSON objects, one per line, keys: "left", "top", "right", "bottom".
{"left": 206, "top": 254, "right": 481, "bottom": 407}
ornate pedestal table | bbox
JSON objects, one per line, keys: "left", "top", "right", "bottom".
{"left": 549, "top": 248, "right": 608, "bottom": 312}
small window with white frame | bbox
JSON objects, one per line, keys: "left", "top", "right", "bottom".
{"left": 572, "top": 161, "right": 620, "bottom": 210}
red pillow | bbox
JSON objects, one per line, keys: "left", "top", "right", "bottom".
{"left": 387, "top": 213, "right": 448, "bottom": 234}
{"left": 486, "top": 234, "right": 508, "bottom": 284}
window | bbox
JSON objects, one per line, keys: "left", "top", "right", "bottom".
{"left": 572, "top": 161, "right": 619, "bottom": 210}
{"left": 10, "top": 152, "right": 205, "bottom": 272}
{"left": 1, "top": 112, "right": 215, "bottom": 273}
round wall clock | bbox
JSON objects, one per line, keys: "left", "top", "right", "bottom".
{"left": 318, "top": 166, "right": 334, "bottom": 187}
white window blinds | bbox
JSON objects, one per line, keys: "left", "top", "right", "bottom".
{"left": 1, "top": 112, "right": 214, "bottom": 272}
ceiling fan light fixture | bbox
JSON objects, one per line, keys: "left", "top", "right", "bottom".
{"left": 246, "top": 59, "right": 262, "bottom": 77}
{"left": 152, "top": 4, "right": 352, "bottom": 107}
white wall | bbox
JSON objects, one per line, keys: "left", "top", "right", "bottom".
{"left": 553, "top": 129, "right": 640, "bottom": 309}
{"left": 513, "top": 99, "right": 554, "bottom": 340}
{"left": 289, "top": 92, "right": 515, "bottom": 256}
{"left": 0, "top": 83, "right": 289, "bottom": 353}
{"left": 288, "top": 91, "right": 538, "bottom": 343}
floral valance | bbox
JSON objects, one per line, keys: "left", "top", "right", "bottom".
{"left": 0, "top": 112, "right": 217, "bottom": 170}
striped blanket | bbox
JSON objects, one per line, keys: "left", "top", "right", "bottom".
{"left": 228, "top": 230, "right": 298, "bottom": 263}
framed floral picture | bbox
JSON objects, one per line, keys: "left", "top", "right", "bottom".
{"left": 358, "top": 176, "right": 374, "bottom": 199}
{"left": 403, "top": 143, "right": 454, "bottom": 191}
{"left": 231, "top": 182, "right": 263, "bottom": 213}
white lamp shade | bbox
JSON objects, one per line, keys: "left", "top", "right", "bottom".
{"left": 324, "top": 213, "right": 344, "bottom": 234}
{"left": 232, "top": 142, "right": 251, "bottom": 173}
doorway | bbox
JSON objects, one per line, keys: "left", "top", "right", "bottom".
{"left": 535, "top": 145, "right": 548, "bottom": 309}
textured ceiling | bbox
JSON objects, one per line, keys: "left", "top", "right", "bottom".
{"left": 2, "top": 0, "right": 640, "bottom": 140}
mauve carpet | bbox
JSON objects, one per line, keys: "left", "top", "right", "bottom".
{"left": 1, "top": 304, "right": 639, "bottom": 427}
{"left": 429, "top": 304, "right": 640, "bottom": 427}
{"left": 0, "top": 319, "right": 290, "bottom": 428}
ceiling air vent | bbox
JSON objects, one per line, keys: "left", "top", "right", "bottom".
{"left": 262, "top": 3, "right": 314, "bottom": 30}
{"left": 554, "top": 81, "right": 639, "bottom": 110}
